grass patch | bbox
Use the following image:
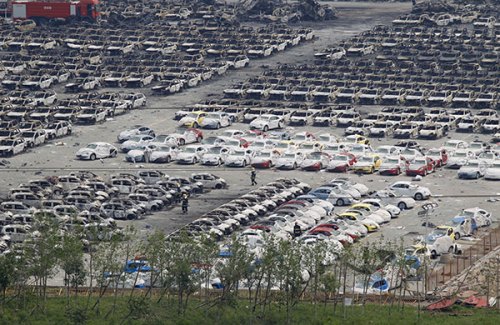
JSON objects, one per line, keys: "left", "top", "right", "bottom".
{"left": 1, "top": 295, "right": 499, "bottom": 324}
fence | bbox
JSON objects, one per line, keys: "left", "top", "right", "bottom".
{"left": 425, "top": 226, "right": 500, "bottom": 293}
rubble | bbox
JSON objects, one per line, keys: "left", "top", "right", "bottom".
{"left": 435, "top": 244, "right": 500, "bottom": 298}
{"left": 236, "top": 0, "right": 337, "bottom": 23}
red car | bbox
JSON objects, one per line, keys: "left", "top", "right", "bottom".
{"left": 310, "top": 223, "right": 359, "bottom": 241}
{"left": 326, "top": 152, "right": 357, "bottom": 172}
{"left": 425, "top": 148, "right": 448, "bottom": 167}
{"left": 406, "top": 156, "right": 435, "bottom": 176}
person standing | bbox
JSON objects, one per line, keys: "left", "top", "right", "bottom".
{"left": 181, "top": 193, "right": 189, "bottom": 214}
{"left": 293, "top": 222, "right": 302, "bottom": 238}
{"left": 250, "top": 167, "right": 257, "bottom": 186}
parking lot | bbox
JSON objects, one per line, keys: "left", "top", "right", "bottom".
{"left": 0, "top": 1, "right": 499, "bottom": 291}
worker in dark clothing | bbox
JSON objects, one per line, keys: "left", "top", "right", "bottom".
{"left": 293, "top": 222, "right": 302, "bottom": 238}
{"left": 181, "top": 194, "right": 189, "bottom": 214}
{"left": 250, "top": 167, "right": 257, "bottom": 186}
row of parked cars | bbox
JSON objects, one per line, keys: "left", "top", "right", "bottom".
{"left": 104, "top": 125, "right": 500, "bottom": 180}
{"left": 174, "top": 104, "right": 499, "bottom": 137}
{"left": 0, "top": 90, "right": 146, "bottom": 157}
{"left": 0, "top": 170, "right": 227, "bottom": 254}
{"left": 166, "top": 8, "right": 498, "bottom": 137}
{"left": 0, "top": 3, "right": 313, "bottom": 97}
{"left": 183, "top": 178, "right": 424, "bottom": 264}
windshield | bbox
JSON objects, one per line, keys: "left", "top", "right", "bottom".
{"left": 454, "top": 152, "right": 467, "bottom": 157}
{"left": 333, "top": 155, "right": 348, "bottom": 161}
{"left": 86, "top": 144, "right": 97, "bottom": 149}
{"left": 257, "top": 152, "right": 271, "bottom": 158}
{"left": 283, "top": 153, "right": 296, "bottom": 158}
{"left": 300, "top": 144, "right": 314, "bottom": 149}
{"left": 413, "top": 158, "right": 426, "bottom": 164}
{"left": 183, "top": 147, "right": 197, "bottom": 153}
{"left": 232, "top": 151, "right": 245, "bottom": 156}
{"left": 386, "top": 158, "right": 399, "bottom": 164}
{"left": 207, "top": 147, "right": 222, "bottom": 154}
{"left": 360, "top": 157, "right": 373, "bottom": 162}
{"left": 293, "top": 135, "right": 306, "bottom": 141}
{"left": 351, "top": 146, "right": 365, "bottom": 153}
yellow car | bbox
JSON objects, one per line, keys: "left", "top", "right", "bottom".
{"left": 178, "top": 111, "right": 207, "bottom": 128}
{"left": 345, "top": 134, "right": 370, "bottom": 145}
{"left": 351, "top": 154, "right": 382, "bottom": 174}
{"left": 435, "top": 225, "right": 456, "bottom": 241}
{"left": 337, "top": 212, "right": 379, "bottom": 232}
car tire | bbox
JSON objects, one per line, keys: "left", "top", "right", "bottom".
{"left": 166, "top": 156, "right": 171, "bottom": 163}
{"left": 455, "top": 232, "right": 461, "bottom": 240}
{"left": 336, "top": 198, "right": 344, "bottom": 206}
{"left": 263, "top": 125, "right": 269, "bottom": 132}
{"left": 293, "top": 162, "right": 297, "bottom": 169}
{"left": 179, "top": 139, "right": 185, "bottom": 146}
{"left": 242, "top": 160, "right": 246, "bottom": 167}
{"left": 215, "top": 183, "right": 223, "bottom": 190}
{"left": 414, "top": 193, "right": 424, "bottom": 200}
{"left": 398, "top": 202, "right": 407, "bottom": 210}
{"left": 110, "top": 150, "right": 117, "bottom": 158}
{"left": 448, "top": 246, "right": 454, "bottom": 253}
{"left": 90, "top": 154, "right": 96, "bottom": 161}
{"left": 193, "top": 122, "right": 199, "bottom": 128}
{"left": 216, "top": 123, "right": 221, "bottom": 129}
{"left": 278, "top": 122, "right": 283, "bottom": 128}
{"left": 476, "top": 172, "right": 480, "bottom": 179}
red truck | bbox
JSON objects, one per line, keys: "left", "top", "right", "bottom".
{"left": 4, "top": 0, "right": 99, "bottom": 22}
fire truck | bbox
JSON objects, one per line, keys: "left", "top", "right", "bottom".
{"left": 2, "top": 0, "right": 99, "bottom": 22}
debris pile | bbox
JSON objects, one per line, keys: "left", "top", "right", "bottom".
{"left": 412, "top": 0, "right": 458, "bottom": 15}
{"left": 236, "top": 0, "right": 337, "bottom": 23}
{"left": 435, "top": 245, "right": 500, "bottom": 299}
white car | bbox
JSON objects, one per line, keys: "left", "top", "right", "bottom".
{"left": 191, "top": 173, "right": 227, "bottom": 189}
{"left": 176, "top": 145, "right": 207, "bottom": 164}
{"left": 442, "top": 140, "right": 468, "bottom": 153}
{"left": 249, "top": 114, "right": 284, "bottom": 131}
{"left": 387, "top": 181, "right": 431, "bottom": 201}
{"left": 199, "top": 112, "right": 232, "bottom": 129}
{"left": 275, "top": 151, "right": 304, "bottom": 170}
{"left": 425, "top": 232, "right": 459, "bottom": 259}
{"left": 457, "top": 160, "right": 488, "bottom": 179}
{"left": 329, "top": 178, "right": 369, "bottom": 196}
{"left": 454, "top": 207, "right": 492, "bottom": 228}
{"left": 0, "top": 138, "right": 26, "bottom": 157}
{"left": 76, "top": 142, "right": 118, "bottom": 160}
{"left": 117, "top": 126, "right": 155, "bottom": 142}
{"left": 446, "top": 149, "right": 474, "bottom": 169}
{"left": 45, "top": 121, "right": 72, "bottom": 139}
{"left": 484, "top": 162, "right": 500, "bottom": 180}
{"left": 120, "top": 135, "right": 155, "bottom": 152}
{"left": 201, "top": 146, "right": 231, "bottom": 166}
{"left": 224, "top": 149, "right": 254, "bottom": 167}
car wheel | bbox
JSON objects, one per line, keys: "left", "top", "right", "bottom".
{"left": 293, "top": 162, "right": 297, "bottom": 169}
{"left": 397, "top": 202, "right": 407, "bottom": 210}
{"left": 110, "top": 150, "right": 117, "bottom": 158}
{"left": 179, "top": 139, "right": 185, "bottom": 146}
{"left": 476, "top": 172, "right": 480, "bottom": 179}
{"left": 193, "top": 157, "right": 198, "bottom": 163}
{"left": 336, "top": 198, "right": 344, "bottom": 206}
{"left": 263, "top": 125, "right": 269, "bottom": 132}
{"left": 414, "top": 193, "right": 424, "bottom": 200}
{"left": 215, "top": 183, "right": 223, "bottom": 190}
{"left": 218, "top": 159, "right": 222, "bottom": 166}
{"left": 127, "top": 214, "right": 136, "bottom": 220}
{"left": 455, "top": 232, "right": 461, "bottom": 240}
{"left": 448, "top": 246, "right": 455, "bottom": 253}
{"left": 151, "top": 205, "right": 158, "bottom": 212}
{"left": 278, "top": 122, "right": 283, "bottom": 128}
{"left": 423, "top": 170, "right": 427, "bottom": 176}
{"left": 90, "top": 154, "right": 96, "bottom": 161}
{"left": 242, "top": 160, "right": 246, "bottom": 167}
{"left": 193, "top": 122, "right": 199, "bottom": 128}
